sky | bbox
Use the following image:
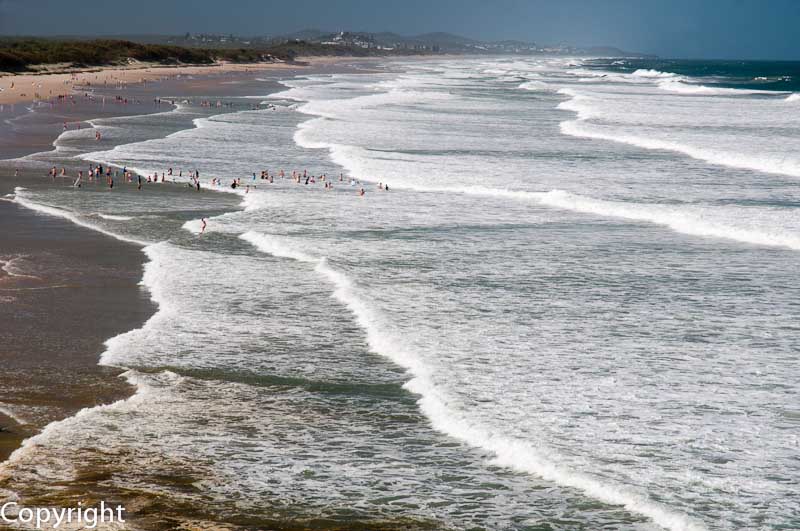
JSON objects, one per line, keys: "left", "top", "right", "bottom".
{"left": 1, "top": 0, "right": 799, "bottom": 60}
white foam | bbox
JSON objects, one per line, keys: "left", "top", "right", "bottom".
{"left": 96, "top": 213, "right": 133, "bottom": 221}
{"left": 99, "top": 242, "right": 175, "bottom": 366}
{"left": 560, "top": 119, "right": 800, "bottom": 178}
{"left": 631, "top": 69, "right": 679, "bottom": 79}
{"left": 656, "top": 79, "right": 785, "bottom": 96}
{"left": 556, "top": 89, "right": 800, "bottom": 178}
{"left": 0, "top": 255, "right": 39, "bottom": 280}
{"left": 429, "top": 185, "right": 800, "bottom": 251}
{"left": 534, "top": 189, "right": 800, "bottom": 251}
{"left": 518, "top": 80, "right": 551, "bottom": 92}
{"left": 296, "top": 89, "right": 454, "bottom": 121}
{"left": 0, "top": 405, "right": 27, "bottom": 426}
{"left": 786, "top": 93, "right": 800, "bottom": 102}
{"left": 240, "top": 230, "right": 707, "bottom": 531}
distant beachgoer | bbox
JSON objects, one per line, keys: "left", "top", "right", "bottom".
{"left": 359, "top": 188, "right": 365, "bottom": 196}
{"left": 200, "top": 218, "right": 207, "bottom": 234}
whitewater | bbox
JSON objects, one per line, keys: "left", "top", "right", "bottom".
{"left": 2, "top": 56, "right": 798, "bottom": 531}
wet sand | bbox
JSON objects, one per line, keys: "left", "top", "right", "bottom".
{"left": 0, "top": 175, "right": 154, "bottom": 461}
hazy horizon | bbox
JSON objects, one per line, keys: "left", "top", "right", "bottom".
{"left": 1, "top": 0, "right": 799, "bottom": 60}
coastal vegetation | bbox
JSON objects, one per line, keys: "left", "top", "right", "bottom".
{"left": 0, "top": 37, "right": 429, "bottom": 72}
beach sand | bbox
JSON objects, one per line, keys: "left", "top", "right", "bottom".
{"left": 0, "top": 57, "right": 350, "bottom": 107}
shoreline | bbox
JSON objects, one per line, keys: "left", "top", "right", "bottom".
{"left": 0, "top": 176, "right": 155, "bottom": 463}
{"left": 0, "top": 61, "right": 301, "bottom": 461}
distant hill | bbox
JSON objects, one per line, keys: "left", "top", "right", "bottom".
{"left": 263, "top": 29, "right": 650, "bottom": 56}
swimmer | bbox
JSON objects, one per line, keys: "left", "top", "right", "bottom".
{"left": 200, "top": 218, "right": 207, "bottom": 234}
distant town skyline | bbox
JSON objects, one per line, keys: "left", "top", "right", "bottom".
{"left": 1, "top": 0, "right": 799, "bottom": 60}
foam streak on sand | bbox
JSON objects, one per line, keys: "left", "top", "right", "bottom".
{"left": 12, "top": 187, "right": 148, "bottom": 246}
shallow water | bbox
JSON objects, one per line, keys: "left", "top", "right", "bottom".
{"left": 2, "top": 57, "right": 799, "bottom": 531}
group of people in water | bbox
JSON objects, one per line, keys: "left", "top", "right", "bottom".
{"left": 42, "top": 162, "right": 392, "bottom": 199}
{"left": 35, "top": 162, "right": 394, "bottom": 240}
{"left": 215, "top": 168, "right": 391, "bottom": 197}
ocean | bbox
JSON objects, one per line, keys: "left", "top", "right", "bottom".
{"left": 2, "top": 56, "right": 799, "bottom": 530}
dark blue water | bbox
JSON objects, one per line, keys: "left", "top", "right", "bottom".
{"left": 584, "top": 58, "right": 800, "bottom": 92}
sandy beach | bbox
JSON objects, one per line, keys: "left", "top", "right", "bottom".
{"left": 0, "top": 57, "right": 349, "bottom": 106}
